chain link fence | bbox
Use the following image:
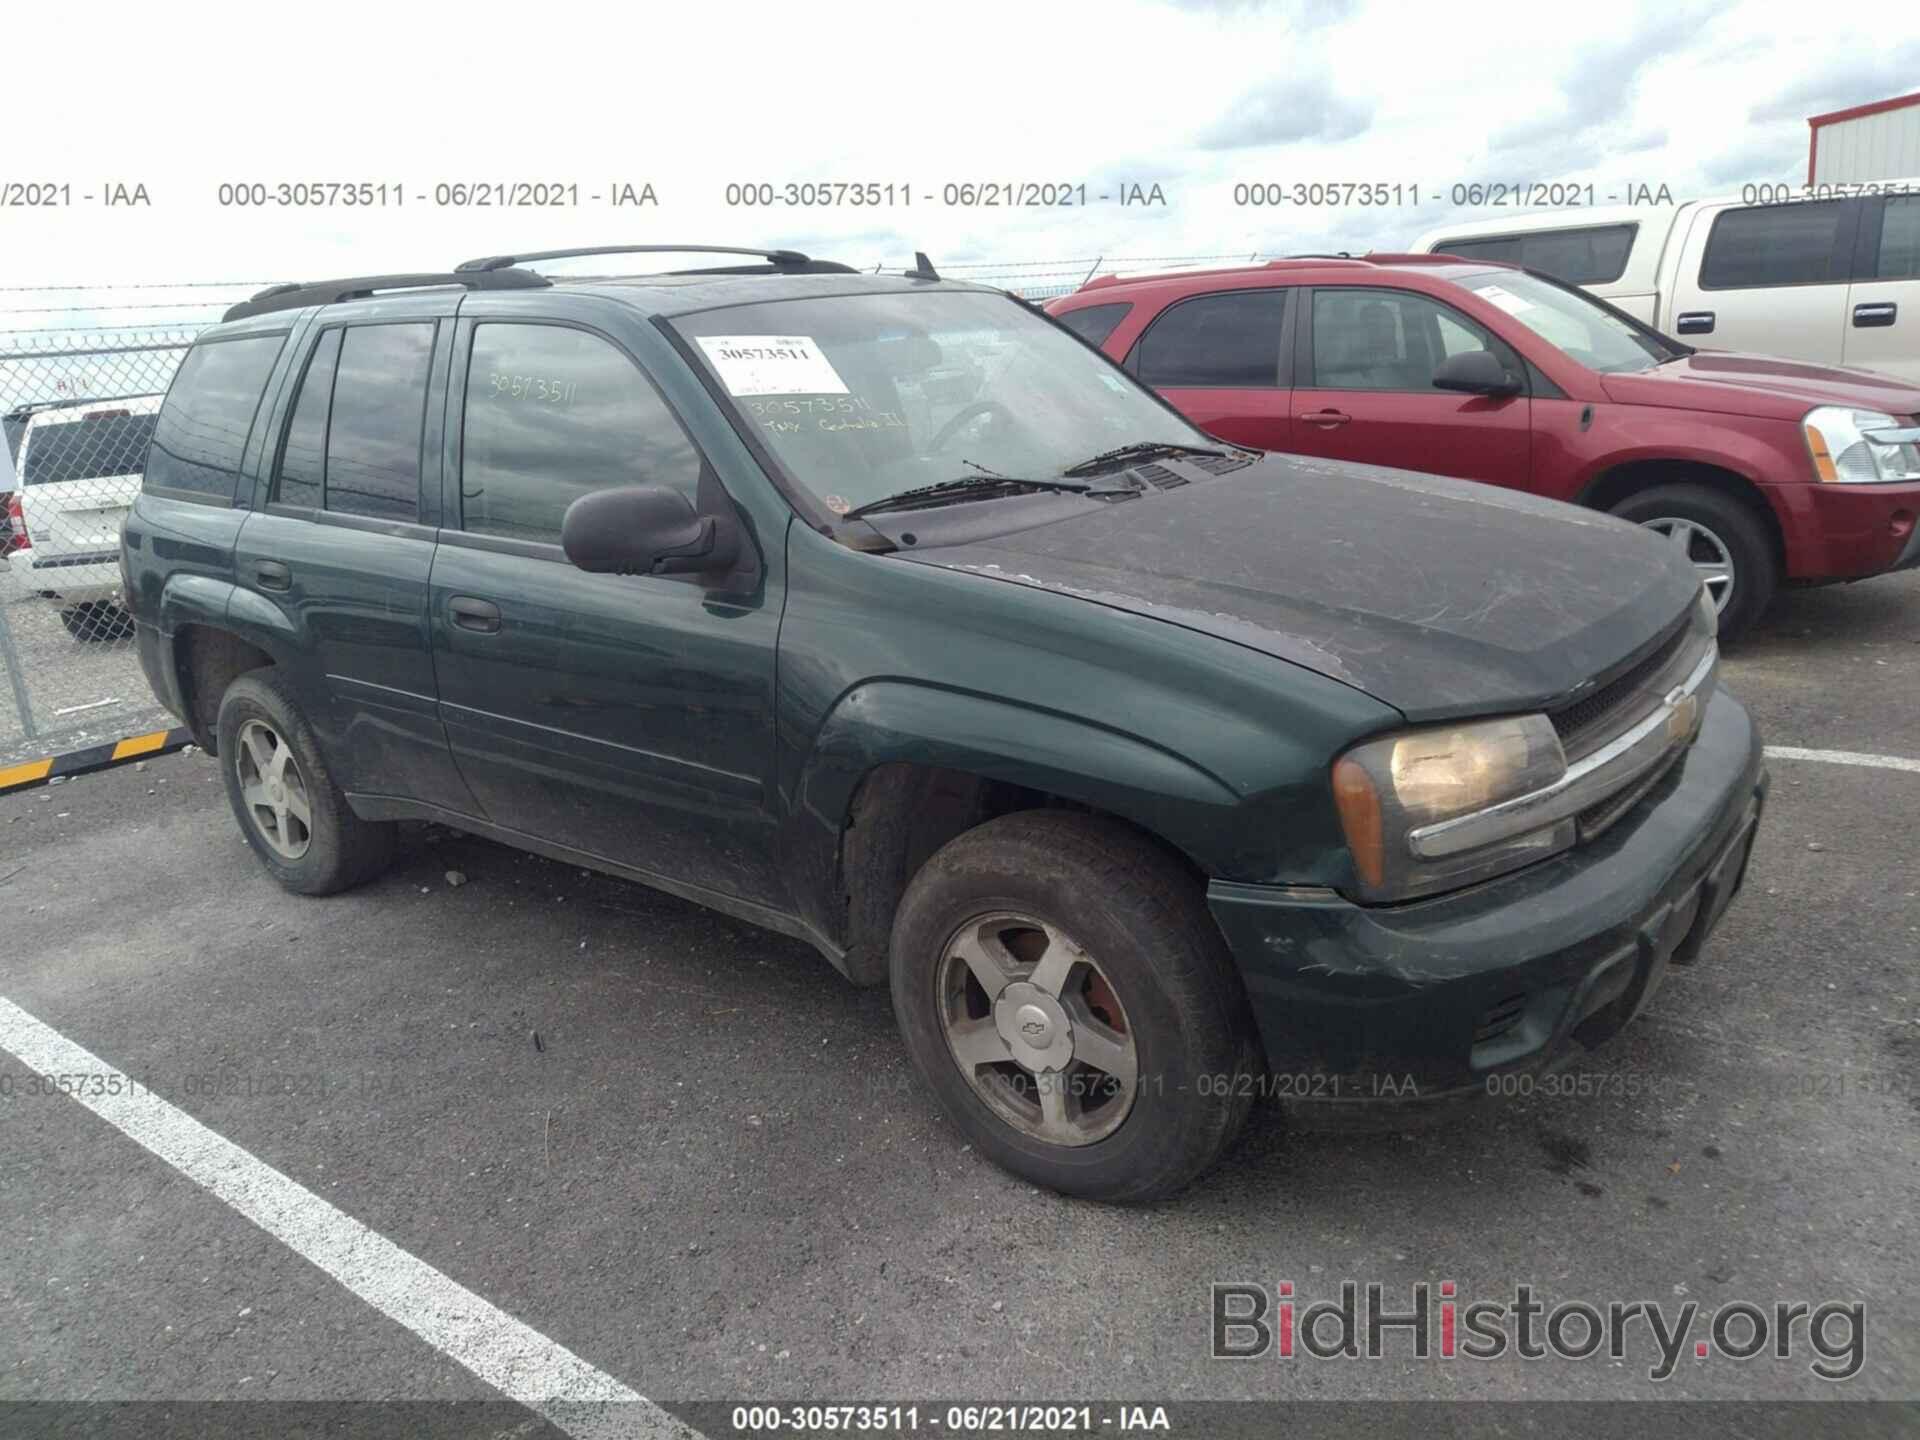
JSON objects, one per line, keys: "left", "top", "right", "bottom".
{"left": 0, "top": 286, "right": 256, "bottom": 764}
{"left": 0, "top": 257, "right": 1269, "bottom": 767}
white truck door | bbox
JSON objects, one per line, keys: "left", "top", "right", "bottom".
{"left": 1843, "top": 192, "right": 1920, "bottom": 382}
{"left": 1666, "top": 199, "right": 1855, "bottom": 364}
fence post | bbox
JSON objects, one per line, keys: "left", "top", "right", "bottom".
{"left": 0, "top": 602, "right": 37, "bottom": 741}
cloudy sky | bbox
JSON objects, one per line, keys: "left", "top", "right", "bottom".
{"left": 3, "top": 0, "right": 1916, "bottom": 324}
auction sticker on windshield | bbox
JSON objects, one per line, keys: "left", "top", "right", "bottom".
{"left": 696, "top": 336, "right": 849, "bottom": 395}
{"left": 1473, "top": 284, "right": 1536, "bottom": 317}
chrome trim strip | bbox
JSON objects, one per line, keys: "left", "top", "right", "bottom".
{"left": 1409, "top": 642, "right": 1718, "bottom": 861}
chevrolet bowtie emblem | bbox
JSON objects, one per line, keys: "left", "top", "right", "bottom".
{"left": 1666, "top": 687, "right": 1700, "bottom": 744}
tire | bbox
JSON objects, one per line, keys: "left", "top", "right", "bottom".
{"left": 1609, "top": 483, "right": 1777, "bottom": 643}
{"left": 60, "top": 602, "right": 135, "bottom": 642}
{"left": 215, "top": 669, "right": 396, "bottom": 895}
{"left": 889, "top": 810, "right": 1261, "bottom": 1203}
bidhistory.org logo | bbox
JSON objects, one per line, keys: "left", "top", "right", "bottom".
{"left": 1212, "top": 1281, "right": 1865, "bottom": 1382}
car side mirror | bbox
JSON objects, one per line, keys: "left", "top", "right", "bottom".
{"left": 560, "top": 484, "right": 742, "bottom": 577}
{"left": 1432, "top": 349, "right": 1522, "bottom": 396}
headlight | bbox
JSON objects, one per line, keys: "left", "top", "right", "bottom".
{"left": 1332, "top": 713, "right": 1571, "bottom": 902}
{"left": 1696, "top": 579, "right": 1718, "bottom": 637}
{"left": 1803, "top": 407, "right": 1920, "bottom": 483}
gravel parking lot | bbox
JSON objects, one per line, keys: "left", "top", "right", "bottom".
{"left": 2, "top": 572, "right": 1917, "bottom": 1430}
{"left": 0, "top": 581, "right": 170, "bottom": 764}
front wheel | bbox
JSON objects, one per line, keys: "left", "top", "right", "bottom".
{"left": 889, "top": 811, "right": 1261, "bottom": 1203}
{"left": 1610, "top": 484, "right": 1777, "bottom": 642}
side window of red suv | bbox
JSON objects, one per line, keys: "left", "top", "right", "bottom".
{"left": 1308, "top": 289, "right": 1515, "bottom": 391}
{"left": 1135, "top": 290, "right": 1289, "bottom": 388}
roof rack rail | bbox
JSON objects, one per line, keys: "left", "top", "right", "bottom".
{"left": 222, "top": 268, "right": 550, "bottom": 323}
{"left": 454, "top": 244, "right": 857, "bottom": 275}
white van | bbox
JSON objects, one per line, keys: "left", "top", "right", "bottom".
{"left": 5, "top": 395, "right": 160, "bottom": 639}
{"left": 1410, "top": 186, "right": 1920, "bottom": 380}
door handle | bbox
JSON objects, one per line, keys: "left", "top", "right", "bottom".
{"left": 1303, "top": 408, "right": 1351, "bottom": 428}
{"left": 1853, "top": 302, "right": 1897, "bottom": 328}
{"left": 1675, "top": 311, "right": 1715, "bottom": 335}
{"left": 253, "top": 560, "right": 291, "bottom": 592}
{"left": 448, "top": 596, "right": 502, "bottom": 634}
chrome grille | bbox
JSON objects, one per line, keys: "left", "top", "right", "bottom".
{"left": 1551, "top": 622, "right": 1691, "bottom": 756}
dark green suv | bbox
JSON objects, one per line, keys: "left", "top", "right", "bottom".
{"left": 123, "top": 244, "right": 1766, "bottom": 1201}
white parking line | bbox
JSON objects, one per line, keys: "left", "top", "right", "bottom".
{"left": 1764, "top": 745, "right": 1920, "bottom": 775}
{"left": 0, "top": 996, "right": 701, "bottom": 1440}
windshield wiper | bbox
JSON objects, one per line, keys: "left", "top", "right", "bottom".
{"left": 1061, "top": 440, "right": 1233, "bottom": 477}
{"left": 842, "top": 475, "right": 1104, "bottom": 521}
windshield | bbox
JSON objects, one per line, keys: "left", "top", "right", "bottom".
{"left": 670, "top": 290, "right": 1211, "bottom": 517}
{"left": 1456, "top": 271, "right": 1675, "bottom": 374}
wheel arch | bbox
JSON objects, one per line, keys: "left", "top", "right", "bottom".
{"left": 1574, "top": 459, "right": 1787, "bottom": 572}
{"left": 787, "top": 682, "right": 1239, "bottom": 985}
{"left": 171, "top": 624, "right": 280, "bottom": 755}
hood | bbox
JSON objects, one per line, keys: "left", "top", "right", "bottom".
{"left": 1600, "top": 351, "right": 1920, "bottom": 421}
{"left": 898, "top": 456, "right": 1700, "bottom": 721}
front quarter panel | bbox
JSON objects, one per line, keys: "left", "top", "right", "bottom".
{"left": 775, "top": 521, "right": 1401, "bottom": 944}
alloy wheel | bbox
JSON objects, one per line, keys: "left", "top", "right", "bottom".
{"left": 936, "top": 912, "right": 1139, "bottom": 1147}
{"left": 1641, "top": 516, "right": 1734, "bottom": 613}
{"left": 234, "top": 718, "right": 313, "bottom": 860}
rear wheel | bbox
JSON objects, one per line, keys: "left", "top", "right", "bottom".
{"left": 215, "top": 669, "right": 396, "bottom": 895}
{"left": 1610, "top": 483, "right": 1776, "bottom": 642}
{"left": 889, "top": 811, "right": 1261, "bottom": 1203}
{"left": 60, "top": 602, "right": 134, "bottom": 642}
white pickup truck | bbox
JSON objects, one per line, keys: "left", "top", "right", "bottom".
{"left": 1411, "top": 185, "right": 1920, "bottom": 381}
{"left": 5, "top": 396, "right": 160, "bottom": 640}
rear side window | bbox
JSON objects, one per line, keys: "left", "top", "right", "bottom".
{"left": 1434, "top": 225, "right": 1637, "bottom": 286}
{"left": 459, "top": 323, "right": 700, "bottom": 543}
{"left": 1054, "top": 303, "right": 1133, "bottom": 349}
{"left": 1699, "top": 202, "right": 1850, "bottom": 289}
{"left": 1874, "top": 195, "right": 1920, "bottom": 280}
{"left": 322, "top": 323, "right": 434, "bottom": 521}
{"left": 146, "top": 334, "right": 286, "bottom": 498}
{"left": 273, "top": 329, "right": 341, "bottom": 509}
{"left": 22, "top": 413, "right": 157, "bottom": 485}
{"left": 1134, "top": 290, "right": 1287, "bottom": 387}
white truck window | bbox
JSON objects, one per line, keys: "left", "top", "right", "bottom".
{"left": 1699, "top": 202, "right": 1851, "bottom": 290}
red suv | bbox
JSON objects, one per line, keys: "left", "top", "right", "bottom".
{"left": 1049, "top": 257, "right": 1920, "bottom": 639}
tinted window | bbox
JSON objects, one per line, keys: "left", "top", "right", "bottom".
{"left": 1435, "top": 225, "right": 1636, "bottom": 286}
{"left": 273, "top": 329, "right": 341, "bottom": 509}
{"left": 22, "top": 414, "right": 158, "bottom": 485}
{"left": 460, "top": 324, "right": 700, "bottom": 543}
{"left": 324, "top": 323, "right": 433, "bottom": 521}
{"left": 1312, "top": 289, "right": 1515, "bottom": 390}
{"left": 1135, "top": 291, "right": 1286, "bottom": 387}
{"left": 145, "top": 334, "right": 286, "bottom": 497}
{"left": 1054, "top": 303, "right": 1133, "bottom": 349}
{"left": 1700, "top": 202, "right": 1849, "bottom": 289}
{"left": 1876, "top": 195, "right": 1920, "bottom": 280}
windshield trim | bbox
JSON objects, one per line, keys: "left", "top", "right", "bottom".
{"left": 658, "top": 288, "right": 1223, "bottom": 539}
{"left": 1460, "top": 266, "right": 1690, "bottom": 373}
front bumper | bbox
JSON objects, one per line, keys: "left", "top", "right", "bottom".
{"left": 1780, "top": 479, "right": 1920, "bottom": 579}
{"left": 1208, "top": 688, "right": 1766, "bottom": 1106}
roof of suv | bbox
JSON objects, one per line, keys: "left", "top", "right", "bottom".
{"left": 216, "top": 245, "right": 998, "bottom": 327}
{"left": 1052, "top": 254, "right": 1506, "bottom": 305}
